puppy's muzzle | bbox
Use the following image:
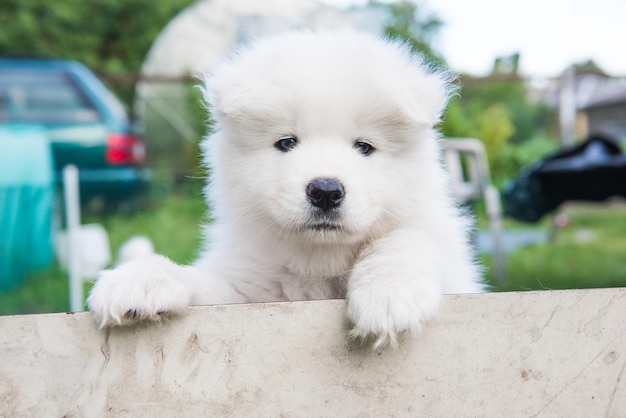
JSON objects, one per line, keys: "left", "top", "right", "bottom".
{"left": 306, "top": 178, "right": 345, "bottom": 211}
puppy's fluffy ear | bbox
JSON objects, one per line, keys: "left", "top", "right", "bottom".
{"left": 200, "top": 68, "right": 280, "bottom": 126}
{"left": 198, "top": 59, "right": 252, "bottom": 125}
{"left": 420, "top": 76, "right": 455, "bottom": 127}
{"left": 400, "top": 59, "right": 456, "bottom": 128}
{"left": 198, "top": 72, "right": 234, "bottom": 125}
{"left": 359, "top": 35, "right": 457, "bottom": 129}
{"left": 200, "top": 37, "right": 288, "bottom": 125}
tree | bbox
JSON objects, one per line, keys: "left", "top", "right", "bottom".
{"left": 369, "top": 0, "right": 445, "bottom": 65}
{"left": 492, "top": 53, "right": 520, "bottom": 76}
{"left": 0, "top": 0, "right": 195, "bottom": 104}
{"left": 572, "top": 59, "right": 608, "bottom": 77}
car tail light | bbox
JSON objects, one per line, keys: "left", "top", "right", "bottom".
{"left": 106, "top": 133, "right": 146, "bottom": 165}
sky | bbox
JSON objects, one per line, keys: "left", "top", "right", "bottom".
{"left": 323, "top": 0, "right": 626, "bottom": 78}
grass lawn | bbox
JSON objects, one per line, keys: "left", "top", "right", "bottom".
{"left": 0, "top": 192, "right": 206, "bottom": 316}
{"left": 1, "top": 194, "right": 625, "bottom": 316}
{"left": 482, "top": 201, "right": 626, "bottom": 291}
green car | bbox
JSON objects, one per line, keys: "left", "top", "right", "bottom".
{"left": 0, "top": 58, "right": 150, "bottom": 211}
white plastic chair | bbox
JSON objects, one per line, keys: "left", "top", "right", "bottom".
{"left": 442, "top": 138, "right": 505, "bottom": 284}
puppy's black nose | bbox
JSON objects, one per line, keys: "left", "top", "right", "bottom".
{"left": 306, "top": 178, "right": 345, "bottom": 211}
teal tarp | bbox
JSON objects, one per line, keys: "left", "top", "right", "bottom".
{"left": 0, "top": 125, "right": 55, "bottom": 290}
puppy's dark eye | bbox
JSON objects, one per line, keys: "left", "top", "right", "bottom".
{"left": 354, "top": 140, "right": 375, "bottom": 156}
{"left": 274, "top": 136, "right": 298, "bottom": 152}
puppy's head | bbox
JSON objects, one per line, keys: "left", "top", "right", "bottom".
{"left": 201, "top": 29, "right": 453, "bottom": 244}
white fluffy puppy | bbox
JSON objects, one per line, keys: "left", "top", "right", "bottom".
{"left": 88, "top": 29, "right": 483, "bottom": 348}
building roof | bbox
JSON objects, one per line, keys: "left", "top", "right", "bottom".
{"left": 583, "top": 82, "right": 626, "bottom": 109}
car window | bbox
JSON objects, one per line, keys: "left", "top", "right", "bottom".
{"left": 0, "top": 70, "right": 101, "bottom": 124}
{"left": 99, "top": 84, "right": 129, "bottom": 123}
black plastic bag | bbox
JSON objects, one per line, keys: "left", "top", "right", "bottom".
{"left": 503, "top": 134, "right": 626, "bottom": 222}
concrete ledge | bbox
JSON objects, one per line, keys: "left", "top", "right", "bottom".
{"left": 1, "top": 288, "right": 625, "bottom": 416}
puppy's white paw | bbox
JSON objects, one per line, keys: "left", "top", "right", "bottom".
{"left": 346, "top": 279, "right": 442, "bottom": 349}
{"left": 87, "top": 254, "right": 193, "bottom": 328}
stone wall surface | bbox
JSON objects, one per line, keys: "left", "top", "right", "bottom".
{"left": 1, "top": 288, "right": 625, "bottom": 417}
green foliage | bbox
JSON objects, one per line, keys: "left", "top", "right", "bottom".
{"left": 492, "top": 136, "right": 558, "bottom": 185}
{"left": 476, "top": 104, "right": 515, "bottom": 160}
{"left": 443, "top": 98, "right": 515, "bottom": 173}
{"left": 453, "top": 77, "right": 551, "bottom": 145}
{"left": 444, "top": 98, "right": 557, "bottom": 186}
{"left": 371, "top": 0, "right": 444, "bottom": 65}
{"left": 0, "top": 0, "right": 195, "bottom": 103}
{"left": 492, "top": 53, "right": 520, "bottom": 75}
{"left": 573, "top": 59, "right": 608, "bottom": 77}
{"left": 441, "top": 75, "right": 556, "bottom": 182}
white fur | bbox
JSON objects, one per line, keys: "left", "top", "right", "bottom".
{"left": 88, "top": 29, "right": 483, "bottom": 348}
{"left": 117, "top": 235, "right": 154, "bottom": 262}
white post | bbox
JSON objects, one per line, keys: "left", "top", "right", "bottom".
{"left": 63, "top": 165, "right": 83, "bottom": 312}
{"left": 485, "top": 185, "right": 505, "bottom": 284}
{"left": 559, "top": 66, "right": 577, "bottom": 146}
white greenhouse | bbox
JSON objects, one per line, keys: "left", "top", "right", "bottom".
{"left": 134, "top": 0, "right": 381, "bottom": 176}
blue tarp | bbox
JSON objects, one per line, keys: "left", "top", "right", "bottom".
{"left": 0, "top": 125, "right": 54, "bottom": 289}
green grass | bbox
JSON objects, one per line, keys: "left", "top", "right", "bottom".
{"left": 98, "top": 191, "right": 207, "bottom": 265}
{"left": 0, "top": 263, "right": 71, "bottom": 316}
{"left": 0, "top": 192, "right": 206, "bottom": 316}
{"left": 2, "top": 194, "right": 626, "bottom": 316}
{"left": 482, "top": 202, "right": 626, "bottom": 291}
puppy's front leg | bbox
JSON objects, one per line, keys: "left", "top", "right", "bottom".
{"left": 346, "top": 230, "right": 445, "bottom": 349}
{"left": 87, "top": 254, "right": 244, "bottom": 328}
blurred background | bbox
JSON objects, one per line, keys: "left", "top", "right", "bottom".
{"left": 1, "top": 0, "right": 625, "bottom": 315}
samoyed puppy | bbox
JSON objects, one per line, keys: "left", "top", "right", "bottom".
{"left": 88, "top": 29, "right": 483, "bottom": 348}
